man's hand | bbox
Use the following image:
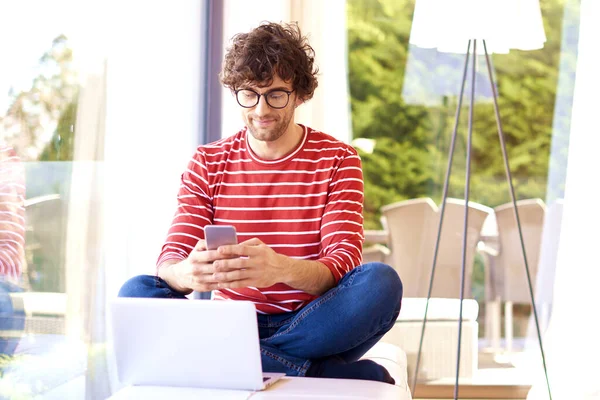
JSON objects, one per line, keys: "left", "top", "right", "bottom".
{"left": 213, "top": 238, "right": 287, "bottom": 289}
{"left": 161, "top": 238, "right": 335, "bottom": 296}
{"left": 214, "top": 238, "right": 336, "bottom": 295}
{"left": 158, "top": 240, "right": 238, "bottom": 294}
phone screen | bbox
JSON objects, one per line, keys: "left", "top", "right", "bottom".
{"left": 204, "top": 225, "right": 238, "bottom": 250}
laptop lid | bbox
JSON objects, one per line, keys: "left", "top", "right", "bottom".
{"left": 110, "top": 298, "right": 266, "bottom": 391}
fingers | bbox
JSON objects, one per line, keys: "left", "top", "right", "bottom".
{"left": 186, "top": 264, "right": 252, "bottom": 291}
{"left": 191, "top": 264, "right": 217, "bottom": 275}
{"left": 190, "top": 273, "right": 218, "bottom": 286}
{"left": 213, "top": 268, "right": 250, "bottom": 282}
{"left": 212, "top": 257, "right": 247, "bottom": 273}
{"left": 240, "top": 238, "right": 263, "bottom": 246}
{"left": 189, "top": 249, "right": 223, "bottom": 264}
{"left": 213, "top": 267, "right": 256, "bottom": 289}
{"left": 185, "top": 237, "right": 266, "bottom": 291}
{"left": 194, "top": 239, "right": 207, "bottom": 251}
{"left": 218, "top": 242, "right": 262, "bottom": 257}
{"left": 188, "top": 264, "right": 219, "bottom": 292}
{"left": 190, "top": 245, "right": 240, "bottom": 264}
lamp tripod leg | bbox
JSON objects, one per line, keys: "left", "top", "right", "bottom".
{"left": 410, "top": 39, "right": 473, "bottom": 397}
{"left": 452, "top": 37, "right": 478, "bottom": 400}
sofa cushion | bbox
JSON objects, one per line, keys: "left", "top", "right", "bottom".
{"left": 398, "top": 298, "right": 479, "bottom": 321}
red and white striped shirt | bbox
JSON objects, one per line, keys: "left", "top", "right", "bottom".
{"left": 0, "top": 144, "right": 26, "bottom": 282}
{"left": 157, "top": 125, "right": 365, "bottom": 314}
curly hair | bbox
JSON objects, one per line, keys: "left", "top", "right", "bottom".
{"left": 220, "top": 21, "right": 319, "bottom": 101}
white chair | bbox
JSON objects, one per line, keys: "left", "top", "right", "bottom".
{"left": 480, "top": 199, "right": 545, "bottom": 353}
{"left": 24, "top": 194, "right": 68, "bottom": 294}
{"left": 381, "top": 197, "right": 491, "bottom": 299}
{"left": 379, "top": 197, "right": 491, "bottom": 380}
{"left": 362, "top": 243, "right": 391, "bottom": 264}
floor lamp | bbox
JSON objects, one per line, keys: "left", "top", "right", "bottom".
{"left": 406, "top": 1, "right": 553, "bottom": 399}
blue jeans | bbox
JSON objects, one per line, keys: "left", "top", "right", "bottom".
{"left": 118, "top": 262, "right": 403, "bottom": 376}
{"left": 0, "top": 279, "right": 25, "bottom": 356}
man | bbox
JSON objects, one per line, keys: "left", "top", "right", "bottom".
{"left": 119, "top": 21, "right": 402, "bottom": 384}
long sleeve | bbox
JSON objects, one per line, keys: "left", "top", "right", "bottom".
{"left": 156, "top": 150, "right": 214, "bottom": 269}
{"left": 0, "top": 146, "right": 26, "bottom": 281}
{"left": 317, "top": 149, "right": 364, "bottom": 283}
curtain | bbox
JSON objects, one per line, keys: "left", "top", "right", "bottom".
{"left": 527, "top": 0, "right": 600, "bottom": 398}
{"left": 526, "top": 0, "right": 580, "bottom": 340}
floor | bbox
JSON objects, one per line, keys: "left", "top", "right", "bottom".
{"left": 411, "top": 340, "right": 541, "bottom": 399}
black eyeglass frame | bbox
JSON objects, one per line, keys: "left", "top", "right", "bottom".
{"left": 234, "top": 88, "right": 295, "bottom": 109}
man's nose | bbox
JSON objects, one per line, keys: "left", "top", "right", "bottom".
{"left": 254, "top": 95, "right": 271, "bottom": 116}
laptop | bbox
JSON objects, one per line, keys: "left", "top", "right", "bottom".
{"left": 109, "top": 297, "right": 285, "bottom": 391}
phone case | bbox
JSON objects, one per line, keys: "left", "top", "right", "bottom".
{"left": 204, "top": 225, "right": 238, "bottom": 250}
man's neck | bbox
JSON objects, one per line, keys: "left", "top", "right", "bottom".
{"left": 247, "top": 123, "right": 304, "bottom": 160}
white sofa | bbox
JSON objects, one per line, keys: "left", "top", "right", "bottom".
{"left": 7, "top": 292, "right": 412, "bottom": 399}
{"left": 109, "top": 342, "right": 412, "bottom": 400}
{"left": 382, "top": 298, "right": 479, "bottom": 381}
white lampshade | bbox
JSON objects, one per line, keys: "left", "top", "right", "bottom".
{"left": 409, "top": 0, "right": 547, "bottom": 54}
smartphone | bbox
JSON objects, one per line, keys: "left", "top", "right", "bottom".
{"left": 204, "top": 225, "right": 238, "bottom": 250}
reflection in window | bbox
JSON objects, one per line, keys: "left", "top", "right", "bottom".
{"left": 0, "top": 7, "right": 82, "bottom": 396}
{"left": 2, "top": 34, "right": 78, "bottom": 294}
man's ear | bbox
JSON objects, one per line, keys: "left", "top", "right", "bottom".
{"left": 294, "top": 96, "right": 304, "bottom": 108}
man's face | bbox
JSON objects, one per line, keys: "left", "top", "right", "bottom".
{"left": 238, "top": 75, "right": 302, "bottom": 143}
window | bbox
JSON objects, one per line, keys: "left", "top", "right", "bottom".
{"left": 348, "top": 0, "right": 579, "bottom": 396}
{"left": 0, "top": 1, "right": 209, "bottom": 398}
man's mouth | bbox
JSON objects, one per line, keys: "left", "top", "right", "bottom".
{"left": 253, "top": 118, "right": 276, "bottom": 128}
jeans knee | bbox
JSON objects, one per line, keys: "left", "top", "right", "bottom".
{"left": 361, "top": 262, "right": 403, "bottom": 311}
{"left": 118, "top": 275, "right": 157, "bottom": 298}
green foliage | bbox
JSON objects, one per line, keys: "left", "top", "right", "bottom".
{"left": 38, "top": 99, "right": 77, "bottom": 161}
{"left": 348, "top": 0, "right": 570, "bottom": 229}
{"left": 1, "top": 34, "right": 78, "bottom": 161}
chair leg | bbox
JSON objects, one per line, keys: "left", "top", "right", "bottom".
{"left": 485, "top": 299, "right": 501, "bottom": 351}
{"left": 491, "top": 299, "right": 501, "bottom": 351}
{"left": 505, "top": 301, "right": 513, "bottom": 353}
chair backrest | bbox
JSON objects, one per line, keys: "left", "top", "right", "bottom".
{"left": 382, "top": 198, "right": 437, "bottom": 298}
{"left": 361, "top": 244, "right": 390, "bottom": 264}
{"left": 24, "top": 194, "right": 67, "bottom": 292}
{"left": 382, "top": 197, "right": 491, "bottom": 298}
{"left": 433, "top": 199, "right": 491, "bottom": 299}
{"left": 494, "top": 199, "right": 546, "bottom": 303}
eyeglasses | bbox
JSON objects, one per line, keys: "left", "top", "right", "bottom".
{"left": 235, "top": 88, "right": 294, "bottom": 109}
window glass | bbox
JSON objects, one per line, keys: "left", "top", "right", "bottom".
{"left": 348, "top": 0, "right": 579, "bottom": 394}
{"left": 0, "top": 1, "right": 208, "bottom": 398}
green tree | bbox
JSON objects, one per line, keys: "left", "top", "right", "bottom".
{"left": 38, "top": 99, "right": 77, "bottom": 161}
{"left": 1, "top": 34, "right": 78, "bottom": 161}
{"left": 348, "top": 0, "right": 568, "bottom": 229}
